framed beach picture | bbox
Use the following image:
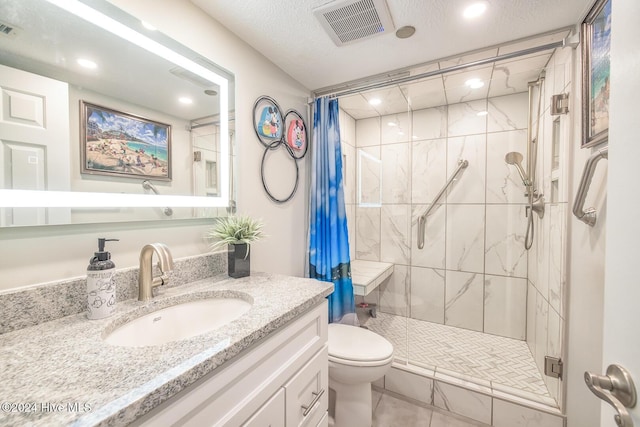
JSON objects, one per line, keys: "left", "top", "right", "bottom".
{"left": 581, "top": 0, "right": 611, "bottom": 148}
{"left": 81, "top": 101, "right": 172, "bottom": 180}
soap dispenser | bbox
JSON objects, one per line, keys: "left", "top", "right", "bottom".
{"left": 87, "top": 238, "right": 119, "bottom": 320}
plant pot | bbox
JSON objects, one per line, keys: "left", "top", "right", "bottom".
{"left": 228, "top": 243, "right": 250, "bottom": 278}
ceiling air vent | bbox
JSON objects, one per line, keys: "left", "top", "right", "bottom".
{"left": 313, "top": 0, "right": 395, "bottom": 46}
{"left": 0, "top": 20, "right": 21, "bottom": 40}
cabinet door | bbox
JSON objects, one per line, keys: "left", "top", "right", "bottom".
{"left": 315, "top": 412, "right": 328, "bottom": 427}
{"left": 285, "top": 347, "right": 328, "bottom": 427}
{"left": 242, "top": 388, "right": 285, "bottom": 427}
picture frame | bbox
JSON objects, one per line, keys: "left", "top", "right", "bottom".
{"left": 283, "top": 109, "right": 308, "bottom": 159}
{"left": 581, "top": 0, "right": 611, "bottom": 148}
{"left": 252, "top": 95, "right": 283, "bottom": 148}
{"left": 81, "top": 101, "right": 172, "bottom": 180}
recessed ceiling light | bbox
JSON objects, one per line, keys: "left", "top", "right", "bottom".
{"left": 179, "top": 97, "right": 193, "bottom": 104}
{"left": 396, "top": 26, "right": 416, "bottom": 39}
{"left": 369, "top": 98, "right": 381, "bottom": 106}
{"left": 77, "top": 58, "right": 97, "bottom": 69}
{"left": 465, "top": 78, "right": 485, "bottom": 89}
{"left": 477, "top": 111, "right": 489, "bottom": 116}
{"left": 463, "top": 2, "right": 488, "bottom": 19}
{"left": 141, "top": 21, "right": 156, "bottom": 31}
{"left": 387, "top": 122, "right": 397, "bottom": 127}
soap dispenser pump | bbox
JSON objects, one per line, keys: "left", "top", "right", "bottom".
{"left": 87, "top": 238, "right": 119, "bottom": 320}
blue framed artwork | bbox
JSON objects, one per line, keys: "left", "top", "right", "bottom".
{"left": 81, "top": 101, "right": 172, "bottom": 180}
{"left": 581, "top": 0, "right": 611, "bottom": 148}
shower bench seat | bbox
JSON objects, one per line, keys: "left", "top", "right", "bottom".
{"left": 351, "top": 260, "right": 394, "bottom": 296}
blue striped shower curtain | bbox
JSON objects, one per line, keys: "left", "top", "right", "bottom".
{"left": 309, "top": 97, "right": 356, "bottom": 324}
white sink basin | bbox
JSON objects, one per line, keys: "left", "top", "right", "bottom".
{"left": 104, "top": 297, "right": 252, "bottom": 347}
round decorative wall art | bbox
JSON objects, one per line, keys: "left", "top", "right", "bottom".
{"left": 253, "top": 96, "right": 283, "bottom": 146}
{"left": 260, "top": 140, "right": 299, "bottom": 203}
{"left": 253, "top": 96, "right": 309, "bottom": 203}
{"left": 283, "top": 109, "right": 308, "bottom": 159}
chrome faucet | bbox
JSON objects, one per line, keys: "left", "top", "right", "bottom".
{"left": 138, "top": 243, "right": 174, "bottom": 301}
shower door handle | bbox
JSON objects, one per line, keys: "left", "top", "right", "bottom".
{"left": 584, "top": 364, "right": 637, "bottom": 427}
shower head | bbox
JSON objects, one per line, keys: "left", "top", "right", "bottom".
{"left": 504, "top": 152, "right": 529, "bottom": 187}
{"left": 504, "top": 151, "right": 523, "bottom": 165}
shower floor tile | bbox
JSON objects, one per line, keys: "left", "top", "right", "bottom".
{"left": 364, "top": 312, "right": 550, "bottom": 397}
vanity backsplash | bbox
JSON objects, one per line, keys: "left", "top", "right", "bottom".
{"left": 0, "top": 252, "right": 226, "bottom": 334}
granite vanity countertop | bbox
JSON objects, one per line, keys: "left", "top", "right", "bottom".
{"left": 0, "top": 273, "right": 333, "bottom": 426}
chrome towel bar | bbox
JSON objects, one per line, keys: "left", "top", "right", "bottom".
{"left": 417, "top": 159, "right": 468, "bottom": 249}
{"left": 572, "top": 146, "right": 608, "bottom": 226}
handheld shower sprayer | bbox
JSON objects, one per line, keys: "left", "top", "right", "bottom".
{"left": 504, "top": 150, "right": 544, "bottom": 251}
{"left": 504, "top": 152, "right": 530, "bottom": 188}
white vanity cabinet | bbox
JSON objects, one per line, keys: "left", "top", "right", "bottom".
{"left": 242, "top": 389, "right": 284, "bottom": 426}
{"left": 132, "top": 301, "right": 329, "bottom": 427}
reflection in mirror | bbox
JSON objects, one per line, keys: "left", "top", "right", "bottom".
{"left": 358, "top": 149, "right": 382, "bottom": 207}
{"left": 0, "top": 0, "right": 235, "bottom": 227}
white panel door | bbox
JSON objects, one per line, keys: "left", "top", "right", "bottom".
{"left": 0, "top": 63, "right": 70, "bottom": 226}
{"left": 598, "top": 0, "right": 640, "bottom": 425}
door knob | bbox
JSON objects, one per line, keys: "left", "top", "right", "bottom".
{"left": 585, "top": 364, "right": 637, "bottom": 427}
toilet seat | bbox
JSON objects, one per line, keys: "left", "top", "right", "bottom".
{"left": 328, "top": 324, "right": 394, "bottom": 366}
{"left": 329, "top": 352, "right": 394, "bottom": 367}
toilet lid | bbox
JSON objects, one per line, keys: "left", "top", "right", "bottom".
{"left": 328, "top": 324, "right": 394, "bottom": 362}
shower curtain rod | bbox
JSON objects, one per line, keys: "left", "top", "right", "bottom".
{"left": 314, "top": 39, "right": 568, "bottom": 99}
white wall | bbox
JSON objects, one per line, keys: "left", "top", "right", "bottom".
{"left": 0, "top": 0, "right": 311, "bottom": 291}
{"left": 564, "top": 26, "right": 607, "bottom": 427}
{"left": 566, "top": 2, "right": 640, "bottom": 424}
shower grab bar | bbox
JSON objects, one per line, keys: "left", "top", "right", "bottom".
{"left": 572, "top": 146, "right": 608, "bottom": 226}
{"left": 417, "top": 159, "right": 468, "bottom": 249}
{"left": 142, "top": 180, "right": 173, "bottom": 217}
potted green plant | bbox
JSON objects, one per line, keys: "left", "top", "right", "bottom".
{"left": 207, "top": 215, "right": 265, "bottom": 278}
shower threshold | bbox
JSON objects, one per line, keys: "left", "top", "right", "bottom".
{"left": 363, "top": 312, "right": 560, "bottom": 412}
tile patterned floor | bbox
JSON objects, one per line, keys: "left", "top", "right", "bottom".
{"left": 372, "top": 389, "right": 490, "bottom": 427}
{"left": 364, "top": 312, "right": 549, "bottom": 397}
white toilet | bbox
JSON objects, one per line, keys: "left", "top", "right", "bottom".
{"left": 327, "top": 324, "right": 394, "bottom": 427}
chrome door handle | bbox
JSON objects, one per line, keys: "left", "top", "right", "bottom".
{"left": 585, "top": 364, "right": 637, "bottom": 427}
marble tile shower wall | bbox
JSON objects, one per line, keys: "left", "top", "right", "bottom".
{"left": 339, "top": 109, "right": 358, "bottom": 263}
{"left": 525, "top": 47, "right": 573, "bottom": 406}
{"left": 341, "top": 91, "right": 532, "bottom": 341}
{"left": 339, "top": 47, "right": 573, "bottom": 410}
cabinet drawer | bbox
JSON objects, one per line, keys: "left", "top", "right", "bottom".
{"left": 242, "top": 388, "right": 284, "bottom": 427}
{"left": 316, "top": 411, "right": 328, "bottom": 427}
{"left": 285, "top": 346, "right": 328, "bottom": 427}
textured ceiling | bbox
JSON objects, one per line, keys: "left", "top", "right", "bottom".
{"left": 191, "top": 0, "right": 593, "bottom": 91}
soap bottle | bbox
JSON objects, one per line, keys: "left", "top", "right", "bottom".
{"left": 87, "top": 238, "right": 119, "bottom": 320}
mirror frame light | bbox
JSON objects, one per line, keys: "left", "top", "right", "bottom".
{"left": 0, "top": 190, "right": 229, "bottom": 208}
{"left": 0, "top": 0, "right": 230, "bottom": 209}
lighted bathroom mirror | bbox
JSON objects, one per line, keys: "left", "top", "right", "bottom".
{"left": 0, "top": 0, "right": 235, "bottom": 227}
{"left": 357, "top": 149, "right": 382, "bottom": 207}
